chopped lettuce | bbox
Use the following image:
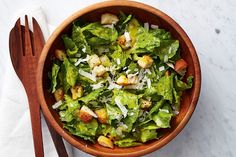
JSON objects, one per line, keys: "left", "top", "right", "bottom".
{"left": 132, "top": 27, "right": 160, "bottom": 54}
{"left": 62, "top": 35, "right": 78, "bottom": 57}
{"left": 140, "top": 129, "right": 157, "bottom": 143}
{"left": 114, "top": 138, "right": 141, "bottom": 147}
{"left": 116, "top": 12, "right": 132, "bottom": 35}
{"left": 50, "top": 12, "right": 194, "bottom": 148}
{"left": 82, "top": 22, "right": 118, "bottom": 45}
{"left": 111, "top": 45, "right": 131, "bottom": 68}
{"left": 63, "top": 58, "right": 79, "bottom": 87}
{"left": 157, "top": 74, "right": 174, "bottom": 103}
{"left": 112, "top": 89, "right": 139, "bottom": 109}
{"left": 152, "top": 105, "right": 173, "bottom": 128}
{"left": 51, "top": 63, "right": 60, "bottom": 93}
{"left": 59, "top": 95, "right": 80, "bottom": 122}
{"left": 79, "top": 88, "right": 105, "bottom": 104}
{"left": 72, "top": 24, "right": 91, "bottom": 54}
{"left": 175, "top": 75, "right": 193, "bottom": 91}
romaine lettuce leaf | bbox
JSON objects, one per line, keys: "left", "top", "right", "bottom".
{"left": 157, "top": 74, "right": 174, "bottom": 103}
{"left": 111, "top": 45, "right": 131, "bottom": 68}
{"left": 62, "top": 35, "right": 78, "bottom": 57}
{"left": 112, "top": 89, "right": 139, "bottom": 109}
{"left": 150, "top": 29, "right": 172, "bottom": 40}
{"left": 175, "top": 75, "right": 193, "bottom": 91}
{"left": 148, "top": 99, "right": 164, "bottom": 116}
{"left": 51, "top": 63, "right": 60, "bottom": 93}
{"left": 132, "top": 27, "right": 160, "bottom": 54}
{"left": 116, "top": 12, "right": 132, "bottom": 35}
{"left": 63, "top": 58, "right": 79, "bottom": 87}
{"left": 82, "top": 22, "right": 118, "bottom": 45}
{"left": 114, "top": 138, "right": 141, "bottom": 147}
{"left": 79, "top": 88, "right": 105, "bottom": 104}
{"left": 97, "top": 124, "right": 117, "bottom": 138}
{"left": 140, "top": 129, "right": 157, "bottom": 143}
{"left": 59, "top": 95, "right": 80, "bottom": 122}
{"left": 72, "top": 24, "right": 91, "bottom": 54}
{"left": 152, "top": 106, "right": 173, "bottom": 128}
{"left": 106, "top": 103, "right": 123, "bottom": 123}
{"left": 155, "top": 40, "right": 179, "bottom": 62}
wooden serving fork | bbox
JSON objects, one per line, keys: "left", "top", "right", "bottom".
{"left": 9, "top": 16, "right": 68, "bottom": 157}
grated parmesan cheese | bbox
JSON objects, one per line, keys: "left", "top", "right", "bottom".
{"left": 103, "top": 24, "right": 114, "bottom": 29}
{"left": 90, "top": 81, "right": 104, "bottom": 90}
{"left": 107, "top": 76, "right": 122, "bottom": 90}
{"left": 79, "top": 69, "right": 96, "bottom": 82}
{"left": 151, "top": 24, "right": 159, "bottom": 29}
{"left": 116, "top": 58, "right": 121, "bottom": 65}
{"left": 52, "top": 100, "right": 63, "bottom": 109}
{"left": 81, "top": 105, "right": 97, "bottom": 118}
{"left": 144, "top": 22, "right": 149, "bottom": 31}
{"left": 124, "top": 31, "right": 131, "bottom": 42}
{"left": 159, "top": 66, "right": 165, "bottom": 72}
{"left": 164, "top": 55, "right": 168, "bottom": 63}
{"left": 147, "top": 78, "right": 151, "bottom": 89}
{"left": 74, "top": 55, "right": 90, "bottom": 66}
{"left": 166, "top": 62, "right": 175, "bottom": 69}
{"left": 115, "top": 97, "right": 128, "bottom": 118}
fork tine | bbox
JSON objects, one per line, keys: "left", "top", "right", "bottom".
{"left": 15, "top": 18, "right": 24, "bottom": 56}
{"left": 32, "top": 17, "right": 45, "bottom": 59}
{"left": 24, "top": 15, "right": 33, "bottom": 56}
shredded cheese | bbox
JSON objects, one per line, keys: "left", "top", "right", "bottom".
{"left": 79, "top": 69, "right": 96, "bottom": 82}
{"left": 159, "top": 66, "right": 165, "bottom": 72}
{"left": 166, "top": 62, "right": 174, "bottom": 69}
{"left": 151, "top": 24, "right": 159, "bottom": 29}
{"left": 115, "top": 97, "right": 128, "bottom": 118}
{"left": 90, "top": 81, "right": 104, "bottom": 90}
{"left": 144, "top": 22, "right": 149, "bottom": 31}
{"left": 74, "top": 55, "right": 90, "bottom": 66}
{"left": 52, "top": 100, "right": 63, "bottom": 109}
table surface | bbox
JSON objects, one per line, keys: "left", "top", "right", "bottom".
{"left": 0, "top": 0, "right": 235, "bottom": 157}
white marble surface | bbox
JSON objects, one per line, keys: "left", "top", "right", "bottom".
{"left": 0, "top": 0, "right": 236, "bottom": 157}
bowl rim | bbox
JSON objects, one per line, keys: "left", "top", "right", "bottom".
{"left": 37, "top": 1, "right": 201, "bottom": 156}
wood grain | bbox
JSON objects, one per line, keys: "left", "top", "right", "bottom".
{"left": 9, "top": 16, "right": 44, "bottom": 157}
{"left": 37, "top": 1, "right": 201, "bottom": 157}
{"left": 32, "top": 18, "right": 68, "bottom": 157}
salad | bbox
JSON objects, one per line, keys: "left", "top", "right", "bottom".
{"left": 50, "top": 12, "right": 193, "bottom": 148}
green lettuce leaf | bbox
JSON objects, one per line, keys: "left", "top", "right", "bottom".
{"left": 72, "top": 24, "right": 91, "bottom": 54}
{"left": 59, "top": 95, "right": 80, "bottom": 122}
{"left": 175, "top": 75, "right": 193, "bottom": 91}
{"left": 150, "top": 29, "right": 172, "bottom": 40}
{"left": 82, "top": 22, "right": 118, "bottom": 45}
{"left": 63, "top": 58, "right": 79, "bottom": 87}
{"left": 155, "top": 40, "right": 179, "bottom": 62}
{"left": 157, "top": 74, "right": 174, "bottom": 103}
{"left": 132, "top": 27, "right": 160, "bottom": 54}
{"left": 148, "top": 99, "right": 165, "bottom": 116}
{"left": 152, "top": 105, "right": 173, "bottom": 128}
{"left": 111, "top": 45, "right": 131, "bottom": 68}
{"left": 64, "top": 119, "right": 98, "bottom": 142}
{"left": 112, "top": 89, "right": 139, "bottom": 109}
{"left": 114, "top": 138, "right": 141, "bottom": 147}
{"left": 97, "top": 124, "right": 117, "bottom": 137}
{"left": 106, "top": 103, "right": 123, "bottom": 123}
{"left": 51, "top": 63, "right": 60, "bottom": 93}
{"left": 116, "top": 12, "right": 132, "bottom": 35}
{"left": 62, "top": 35, "right": 78, "bottom": 56}
{"left": 79, "top": 88, "right": 105, "bottom": 104}
{"left": 140, "top": 129, "right": 157, "bottom": 143}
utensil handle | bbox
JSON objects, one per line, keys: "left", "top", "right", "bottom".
{"left": 27, "top": 92, "right": 44, "bottom": 157}
{"left": 44, "top": 116, "right": 68, "bottom": 157}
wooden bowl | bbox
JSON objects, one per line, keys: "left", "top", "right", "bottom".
{"left": 37, "top": 1, "right": 201, "bottom": 156}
